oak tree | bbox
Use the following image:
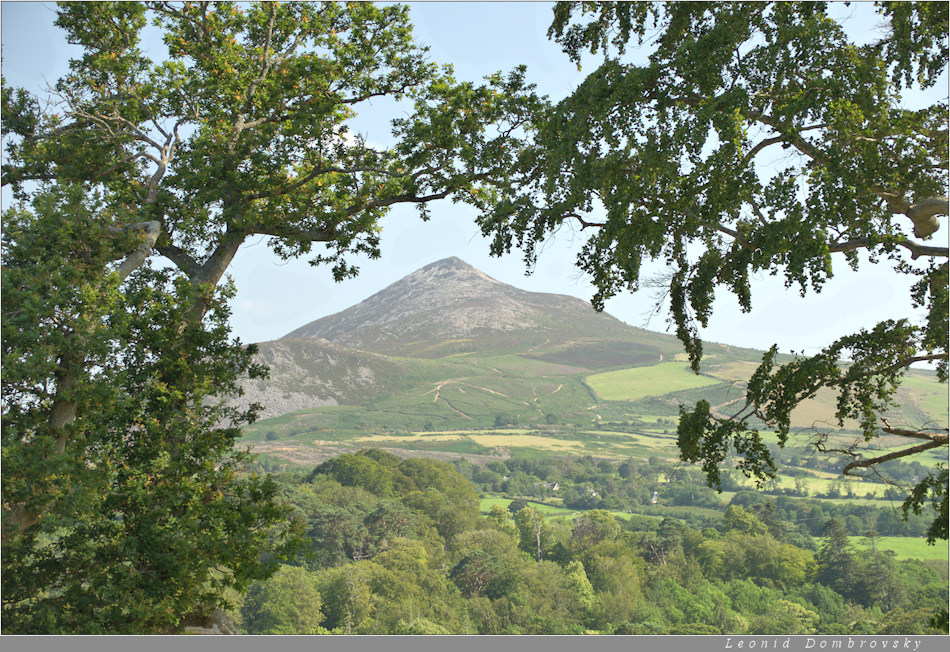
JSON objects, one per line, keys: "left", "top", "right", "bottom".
{"left": 1, "top": 185, "right": 293, "bottom": 633}
{"left": 1, "top": 0, "right": 538, "bottom": 632}
{"left": 478, "top": 1, "right": 948, "bottom": 538}
{"left": 3, "top": 1, "right": 539, "bottom": 310}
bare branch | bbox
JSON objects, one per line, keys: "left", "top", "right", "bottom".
{"left": 871, "top": 187, "right": 947, "bottom": 238}
{"left": 566, "top": 213, "right": 606, "bottom": 230}
{"left": 113, "top": 221, "right": 162, "bottom": 280}
{"left": 715, "top": 222, "right": 753, "bottom": 249}
{"left": 880, "top": 418, "right": 950, "bottom": 442}
{"left": 155, "top": 241, "right": 202, "bottom": 279}
{"left": 842, "top": 438, "right": 947, "bottom": 476}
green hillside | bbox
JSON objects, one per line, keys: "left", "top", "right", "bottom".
{"left": 239, "top": 257, "right": 947, "bottom": 498}
{"left": 240, "top": 335, "right": 948, "bottom": 486}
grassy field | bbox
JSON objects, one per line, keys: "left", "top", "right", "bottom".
{"left": 479, "top": 497, "right": 666, "bottom": 525}
{"left": 895, "top": 374, "right": 949, "bottom": 425}
{"left": 846, "top": 536, "right": 949, "bottom": 561}
{"left": 241, "top": 330, "right": 945, "bottom": 519}
{"left": 480, "top": 497, "right": 578, "bottom": 518}
{"left": 586, "top": 362, "right": 723, "bottom": 402}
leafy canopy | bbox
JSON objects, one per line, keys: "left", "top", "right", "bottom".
{"left": 1, "top": 185, "right": 295, "bottom": 633}
{"left": 3, "top": 1, "right": 541, "bottom": 298}
{"left": 477, "top": 1, "right": 948, "bottom": 537}
{"left": 1, "top": 0, "right": 540, "bottom": 633}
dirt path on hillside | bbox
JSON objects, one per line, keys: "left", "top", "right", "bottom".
{"left": 471, "top": 384, "right": 532, "bottom": 407}
{"left": 710, "top": 394, "right": 746, "bottom": 418}
{"left": 441, "top": 397, "right": 473, "bottom": 419}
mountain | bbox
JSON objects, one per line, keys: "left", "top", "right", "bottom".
{"left": 241, "top": 256, "right": 694, "bottom": 418}
{"left": 282, "top": 257, "right": 649, "bottom": 357}
{"left": 236, "top": 258, "right": 947, "bottom": 466}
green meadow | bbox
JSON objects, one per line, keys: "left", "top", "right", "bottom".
{"left": 585, "top": 361, "right": 723, "bottom": 402}
{"left": 847, "top": 536, "right": 949, "bottom": 561}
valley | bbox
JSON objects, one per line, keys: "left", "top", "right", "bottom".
{"left": 229, "top": 257, "right": 948, "bottom": 635}
{"left": 236, "top": 257, "right": 948, "bottom": 506}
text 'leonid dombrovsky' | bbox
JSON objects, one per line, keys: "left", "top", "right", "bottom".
{"left": 723, "top": 638, "right": 923, "bottom": 651}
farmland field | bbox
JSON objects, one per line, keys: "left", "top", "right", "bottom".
{"left": 586, "top": 362, "right": 723, "bottom": 401}
{"left": 898, "top": 373, "right": 950, "bottom": 425}
{"left": 846, "top": 536, "right": 949, "bottom": 561}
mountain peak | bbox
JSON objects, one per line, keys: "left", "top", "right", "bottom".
{"left": 423, "top": 256, "right": 471, "bottom": 270}
{"left": 402, "top": 256, "right": 503, "bottom": 290}
{"left": 282, "top": 257, "right": 632, "bottom": 355}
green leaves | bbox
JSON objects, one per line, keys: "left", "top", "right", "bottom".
{"left": 902, "top": 465, "right": 949, "bottom": 544}
{"left": 479, "top": 1, "right": 947, "bottom": 539}
{"left": 676, "top": 400, "right": 777, "bottom": 491}
{"left": 1, "top": 188, "right": 295, "bottom": 633}
{"left": 4, "top": 2, "right": 543, "bottom": 307}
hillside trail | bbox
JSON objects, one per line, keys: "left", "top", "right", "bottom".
{"left": 440, "top": 397, "right": 473, "bottom": 419}
{"left": 470, "top": 384, "right": 532, "bottom": 407}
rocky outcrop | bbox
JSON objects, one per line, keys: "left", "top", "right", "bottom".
{"left": 174, "top": 609, "right": 238, "bottom": 635}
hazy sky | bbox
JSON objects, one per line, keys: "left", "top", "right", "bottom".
{"left": 2, "top": 1, "right": 947, "bottom": 358}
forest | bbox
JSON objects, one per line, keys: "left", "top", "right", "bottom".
{"left": 231, "top": 449, "right": 948, "bottom": 635}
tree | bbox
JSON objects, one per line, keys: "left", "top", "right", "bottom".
{"left": 1, "top": 186, "right": 293, "bottom": 633}
{"left": 2, "top": 0, "right": 538, "bottom": 631}
{"left": 395, "top": 457, "right": 481, "bottom": 511}
{"left": 485, "top": 504, "right": 520, "bottom": 539}
{"left": 309, "top": 453, "right": 396, "bottom": 497}
{"left": 478, "top": 1, "right": 948, "bottom": 536}
{"left": 452, "top": 528, "right": 520, "bottom": 565}
{"left": 240, "top": 565, "right": 326, "bottom": 635}
{"left": 513, "top": 505, "right": 547, "bottom": 561}
{"left": 816, "top": 518, "right": 860, "bottom": 600}
{"left": 571, "top": 509, "right": 621, "bottom": 551}
{"left": 3, "top": 1, "right": 540, "bottom": 317}
{"left": 723, "top": 504, "right": 769, "bottom": 537}
{"left": 856, "top": 528, "right": 905, "bottom": 612}
{"left": 449, "top": 549, "right": 516, "bottom": 599}
{"left": 748, "top": 599, "right": 819, "bottom": 635}
{"left": 306, "top": 503, "right": 371, "bottom": 568}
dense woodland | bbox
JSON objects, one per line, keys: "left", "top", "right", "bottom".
{"left": 231, "top": 450, "right": 948, "bottom": 635}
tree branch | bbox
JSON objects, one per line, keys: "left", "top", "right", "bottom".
{"left": 113, "top": 221, "right": 161, "bottom": 280}
{"left": 842, "top": 438, "right": 947, "bottom": 476}
{"left": 155, "top": 241, "right": 202, "bottom": 279}
{"left": 826, "top": 236, "right": 949, "bottom": 259}
{"left": 880, "top": 418, "right": 950, "bottom": 442}
{"left": 246, "top": 163, "right": 397, "bottom": 201}
{"left": 566, "top": 213, "right": 606, "bottom": 229}
{"left": 242, "top": 224, "right": 336, "bottom": 243}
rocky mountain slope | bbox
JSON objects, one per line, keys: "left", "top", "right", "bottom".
{"left": 282, "top": 257, "right": 643, "bottom": 356}
{"left": 235, "top": 257, "right": 946, "bottom": 440}
{"left": 238, "top": 257, "right": 697, "bottom": 418}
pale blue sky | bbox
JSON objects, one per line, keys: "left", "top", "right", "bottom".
{"left": 2, "top": 1, "right": 946, "bottom": 359}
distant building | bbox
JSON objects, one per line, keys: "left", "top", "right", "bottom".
{"left": 651, "top": 491, "right": 659, "bottom": 505}
{"left": 533, "top": 482, "right": 560, "bottom": 491}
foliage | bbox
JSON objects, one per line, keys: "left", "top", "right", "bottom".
{"left": 1, "top": 1, "right": 542, "bottom": 632}
{"left": 2, "top": 1, "right": 541, "bottom": 300}
{"left": 477, "top": 1, "right": 949, "bottom": 535}
{"left": 236, "top": 450, "right": 948, "bottom": 635}
{"left": 1, "top": 187, "right": 294, "bottom": 633}
{"left": 240, "top": 565, "right": 326, "bottom": 635}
